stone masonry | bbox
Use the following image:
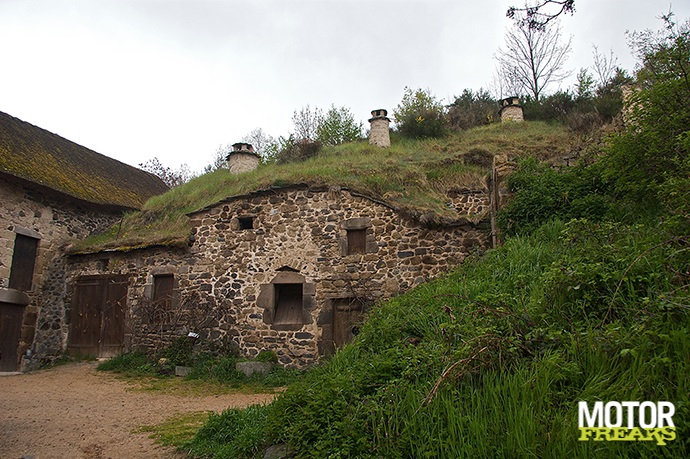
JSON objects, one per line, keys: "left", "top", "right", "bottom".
{"left": 368, "top": 109, "right": 391, "bottom": 147}
{"left": 49, "top": 185, "right": 488, "bottom": 368}
{"left": 0, "top": 175, "right": 122, "bottom": 369}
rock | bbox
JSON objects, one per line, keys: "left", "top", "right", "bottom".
{"left": 236, "top": 361, "right": 274, "bottom": 377}
{"left": 174, "top": 366, "right": 193, "bottom": 377}
{"left": 264, "top": 443, "right": 291, "bottom": 459}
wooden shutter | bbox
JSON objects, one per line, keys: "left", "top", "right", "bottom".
{"left": 274, "top": 283, "right": 303, "bottom": 324}
{"left": 347, "top": 229, "right": 367, "bottom": 255}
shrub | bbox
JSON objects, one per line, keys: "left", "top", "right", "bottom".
{"left": 275, "top": 137, "right": 322, "bottom": 165}
{"left": 315, "top": 105, "right": 363, "bottom": 146}
{"left": 447, "top": 88, "right": 497, "bottom": 130}
{"left": 393, "top": 87, "right": 447, "bottom": 139}
{"left": 497, "top": 158, "right": 611, "bottom": 236}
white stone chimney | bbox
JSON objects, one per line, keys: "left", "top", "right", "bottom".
{"left": 226, "top": 143, "right": 260, "bottom": 174}
{"left": 499, "top": 97, "right": 524, "bottom": 123}
{"left": 368, "top": 109, "right": 391, "bottom": 147}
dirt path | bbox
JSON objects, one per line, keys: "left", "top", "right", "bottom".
{"left": 0, "top": 362, "right": 276, "bottom": 459}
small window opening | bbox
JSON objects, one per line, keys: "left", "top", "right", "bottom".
{"left": 9, "top": 234, "right": 39, "bottom": 291}
{"left": 153, "top": 274, "right": 174, "bottom": 312}
{"left": 274, "top": 283, "right": 303, "bottom": 324}
{"left": 238, "top": 216, "right": 254, "bottom": 230}
{"left": 347, "top": 229, "right": 367, "bottom": 255}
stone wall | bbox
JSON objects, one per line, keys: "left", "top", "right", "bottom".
{"left": 500, "top": 105, "right": 524, "bottom": 122}
{"left": 53, "top": 185, "right": 489, "bottom": 368}
{"left": 0, "top": 175, "right": 123, "bottom": 368}
{"left": 227, "top": 152, "right": 260, "bottom": 174}
{"left": 369, "top": 116, "right": 391, "bottom": 148}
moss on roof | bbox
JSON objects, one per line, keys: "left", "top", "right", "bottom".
{"left": 0, "top": 111, "right": 169, "bottom": 209}
{"left": 69, "top": 122, "right": 578, "bottom": 254}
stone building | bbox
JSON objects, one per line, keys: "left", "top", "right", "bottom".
{"left": 0, "top": 111, "right": 168, "bottom": 371}
{"left": 499, "top": 97, "right": 524, "bottom": 123}
{"left": 3, "top": 109, "right": 506, "bottom": 371}
{"left": 368, "top": 109, "right": 391, "bottom": 147}
{"left": 226, "top": 142, "right": 261, "bottom": 174}
{"left": 49, "top": 184, "right": 489, "bottom": 367}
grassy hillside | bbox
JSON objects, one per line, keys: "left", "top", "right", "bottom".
{"left": 177, "top": 219, "right": 689, "bottom": 458}
{"left": 69, "top": 122, "right": 575, "bottom": 253}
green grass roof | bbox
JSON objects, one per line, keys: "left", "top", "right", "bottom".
{"left": 69, "top": 122, "right": 576, "bottom": 254}
{"left": 0, "top": 111, "right": 169, "bottom": 209}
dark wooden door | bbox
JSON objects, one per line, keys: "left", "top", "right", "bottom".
{"left": 0, "top": 302, "right": 25, "bottom": 371}
{"left": 333, "top": 298, "right": 364, "bottom": 348}
{"left": 68, "top": 275, "right": 128, "bottom": 357}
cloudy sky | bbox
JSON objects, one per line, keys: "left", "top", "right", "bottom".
{"left": 1, "top": 0, "right": 688, "bottom": 174}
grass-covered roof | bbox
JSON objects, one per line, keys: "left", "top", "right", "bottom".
{"left": 0, "top": 111, "right": 169, "bottom": 209}
{"left": 70, "top": 122, "right": 577, "bottom": 254}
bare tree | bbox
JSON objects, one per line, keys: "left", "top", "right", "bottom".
{"left": 591, "top": 45, "right": 619, "bottom": 86}
{"left": 291, "top": 105, "right": 323, "bottom": 141}
{"left": 204, "top": 144, "right": 231, "bottom": 173}
{"left": 507, "top": 0, "right": 575, "bottom": 30}
{"left": 496, "top": 19, "right": 572, "bottom": 102}
{"left": 242, "top": 127, "right": 277, "bottom": 159}
{"left": 139, "top": 157, "right": 191, "bottom": 188}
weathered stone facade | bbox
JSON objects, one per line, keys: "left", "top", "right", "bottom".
{"left": 0, "top": 175, "right": 122, "bottom": 370}
{"left": 46, "top": 185, "right": 489, "bottom": 368}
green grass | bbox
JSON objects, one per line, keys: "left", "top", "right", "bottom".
{"left": 136, "top": 411, "right": 212, "bottom": 447}
{"left": 97, "top": 350, "right": 303, "bottom": 396}
{"left": 70, "top": 122, "right": 574, "bottom": 253}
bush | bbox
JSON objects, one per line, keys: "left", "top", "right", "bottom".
{"left": 275, "top": 136, "right": 322, "bottom": 165}
{"left": 447, "top": 88, "right": 497, "bottom": 130}
{"left": 497, "top": 158, "right": 611, "bottom": 236}
{"left": 393, "top": 87, "right": 447, "bottom": 139}
{"left": 315, "top": 105, "right": 363, "bottom": 146}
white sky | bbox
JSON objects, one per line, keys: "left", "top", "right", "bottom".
{"left": 1, "top": 0, "right": 688, "bottom": 174}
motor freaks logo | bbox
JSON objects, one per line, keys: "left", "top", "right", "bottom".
{"left": 578, "top": 401, "right": 676, "bottom": 446}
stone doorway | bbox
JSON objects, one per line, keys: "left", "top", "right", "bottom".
{"left": 332, "top": 297, "right": 365, "bottom": 348}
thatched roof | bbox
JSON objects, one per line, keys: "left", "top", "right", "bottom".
{"left": 0, "top": 111, "right": 168, "bottom": 209}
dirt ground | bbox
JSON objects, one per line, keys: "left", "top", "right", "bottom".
{"left": 0, "top": 362, "right": 276, "bottom": 459}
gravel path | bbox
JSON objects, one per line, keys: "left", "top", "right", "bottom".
{"left": 0, "top": 362, "right": 276, "bottom": 459}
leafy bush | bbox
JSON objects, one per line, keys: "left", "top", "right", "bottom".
{"left": 447, "top": 88, "right": 497, "bottom": 130}
{"left": 393, "top": 87, "right": 447, "bottom": 139}
{"left": 497, "top": 158, "right": 610, "bottom": 236}
{"left": 275, "top": 136, "right": 322, "bottom": 165}
{"left": 315, "top": 105, "right": 363, "bottom": 146}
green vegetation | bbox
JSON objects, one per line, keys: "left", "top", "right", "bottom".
{"left": 97, "top": 344, "right": 302, "bottom": 392}
{"left": 137, "top": 411, "right": 211, "bottom": 447}
{"left": 393, "top": 87, "right": 447, "bottom": 139}
{"left": 71, "top": 121, "right": 575, "bottom": 253}
{"left": 175, "top": 16, "right": 690, "bottom": 459}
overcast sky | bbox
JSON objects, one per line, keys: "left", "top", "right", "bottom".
{"left": 1, "top": 0, "right": 688, "bottom": 174}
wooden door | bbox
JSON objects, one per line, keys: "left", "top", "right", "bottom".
{"left": 0, "top": 302, "right": 25, "bottom": 371}
{"left": 100, "top": 276, "right": 128, "bottom": 357}
{"left": 68, "top": 275, "right": 128, "bottom": 357}
{"left": 333, "top": 298, "right": 364, "bottom": 348}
